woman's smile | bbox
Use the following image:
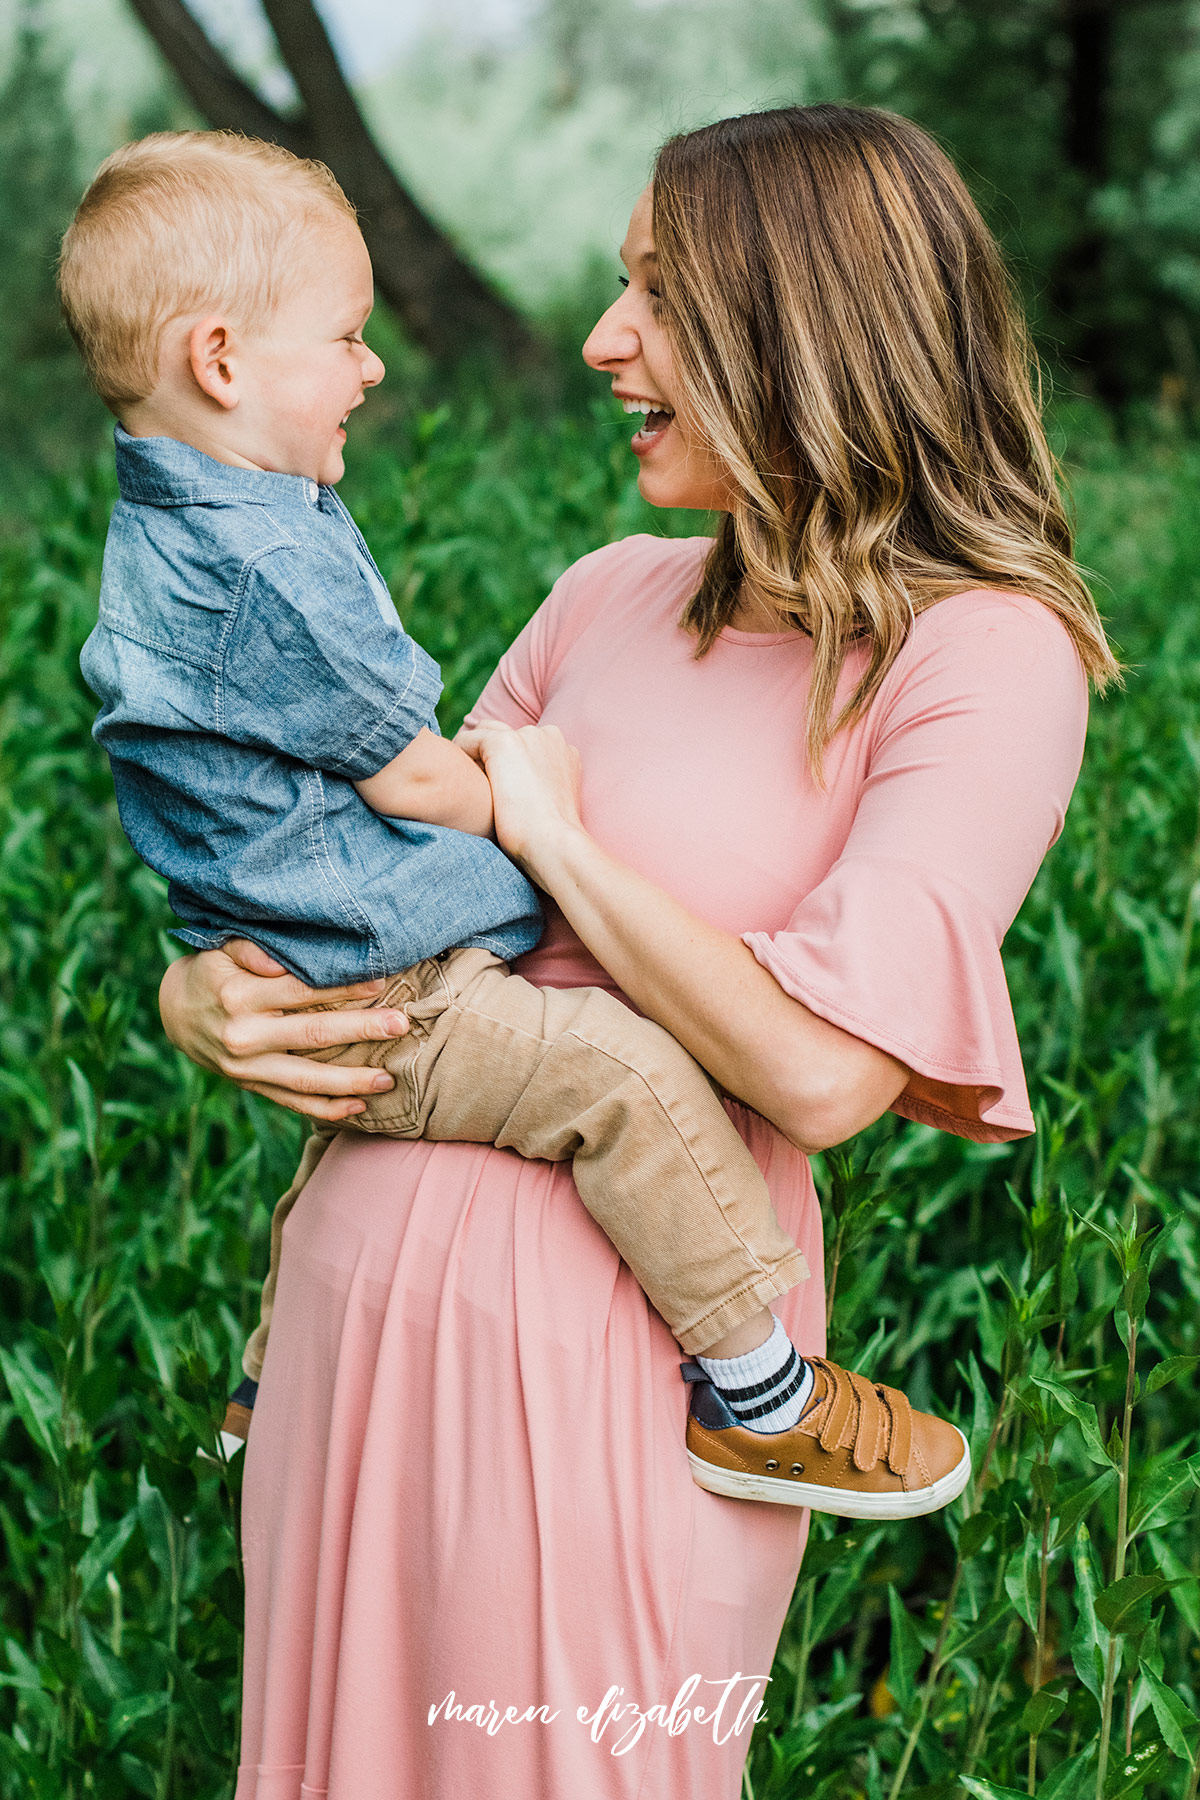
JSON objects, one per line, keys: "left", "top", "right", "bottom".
{"left": 617, "top": 391, "right": 677, "bottom": 456}
{"left": 583, "top": 186, "right": 732, "bottom": 511}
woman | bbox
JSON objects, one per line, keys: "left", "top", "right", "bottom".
{"left": 161, "top": 106, "right": 1116, "bottom": 1798}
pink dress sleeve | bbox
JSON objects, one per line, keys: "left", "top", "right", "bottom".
{"left": 469, "top": 551, "right": 597, "bottom": 726}
{"left": 744, "top": 592, "right": 1090, "bottom": 1143}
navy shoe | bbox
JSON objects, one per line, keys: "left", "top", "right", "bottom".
{"left": 220, "top": 1375, "right": 258, "bottom": 1457}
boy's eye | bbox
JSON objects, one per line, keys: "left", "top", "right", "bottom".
{"left": 618, "top": 276, "right": 629, "bottom": 290}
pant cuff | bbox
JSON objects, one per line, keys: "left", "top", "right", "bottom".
{"left": 673, "top": 1251, "right": 811, "bottom": 1355}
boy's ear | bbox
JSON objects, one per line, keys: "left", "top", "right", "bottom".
{"left": 187, "top": 315, "right": 240, "bottom": 410}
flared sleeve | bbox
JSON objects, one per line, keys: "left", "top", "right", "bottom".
{"left": 744, "top": 592, "right": 1090, "bottom": 1143}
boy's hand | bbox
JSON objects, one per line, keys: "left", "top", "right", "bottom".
{"left": 158, "top": 939, "right": 409, "bottom": 1121}
{"left": 456, "top": 720, "right": 585, "bottom": 885}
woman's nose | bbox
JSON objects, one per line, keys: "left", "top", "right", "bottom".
{"left": 582, "top": 298, "right": 640, "bottom": 371}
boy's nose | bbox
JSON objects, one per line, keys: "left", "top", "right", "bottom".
{"left": 363, "top": 346, "right": 386, "bottom": 387}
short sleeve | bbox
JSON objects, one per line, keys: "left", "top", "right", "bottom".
{"left": 744, "top": 593, "right": 1090, "bottom": 1142}
{"left": 220, "top": 553, "right": 442, "bottom": 778}
{"left": 469, "top": 535, "right": 710, "bottom": 727}
{"left": 469, "top": 559, "right": 585, "bottom": 727}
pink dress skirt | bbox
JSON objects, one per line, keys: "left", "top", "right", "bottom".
{"left": 237, "top": 536, "right": 1088, "bottom": 1799}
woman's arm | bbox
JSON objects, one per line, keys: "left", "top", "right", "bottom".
{"left": 457, "top": 722, "right": 908, "bottom": 1153}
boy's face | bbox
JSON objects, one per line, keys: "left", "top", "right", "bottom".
{"left": 230, "top": 217, "right": 384, "bottom": 485}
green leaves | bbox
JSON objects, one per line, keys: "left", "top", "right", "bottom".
{"left": 1028, "top": 1373, "right": 1112, "bottom": 1465}
{"left": 1095, "top": 1573, "right": 1174, "bottom": 1636}
{"left": 1139, "top": 1664, "right": 1199, "bottom": 1761}
{"left": 7, "top": 393, "right": 1200, "bottom": 1800}
{"left": 1071, "top": 1524, "right": 1112, "bottom": 1702}
{"left": 1019, "top": 1685, "right": 1068, "bottom": 1734}
{"left": 885, "top": 1585, "right": 926, "bottom": 1715}
{"left": 960, "top": 1780, "right": 1032, "bottom": 1800}
{"left": 1053, "top": 1467, "right": 1117, "bottom": 1548}
{"left": 1128, "top": 1459, "right": 1200, "bottom": 1538}
{"left": 956, "top": 1509, "right": 999, "bottom": 1560}
{"left": 1144, "top": 1355, "right": 1200, "bottom": 1395}
{"left": 0, "top": 1341, "right": 62, "bottom": 1467}
{"left": 1003, "top": 1532, "right": 1041, "bottom": 1632}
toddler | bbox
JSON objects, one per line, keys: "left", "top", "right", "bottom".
{"left": 62, "top": 131, "right": 969, "bottom": 1516}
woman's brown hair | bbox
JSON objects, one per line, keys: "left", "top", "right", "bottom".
{"left": 651, "top": 105, "right": 1119, "bottom": 774}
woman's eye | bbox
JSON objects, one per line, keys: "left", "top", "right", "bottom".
{"left": 617, "top": 274, "right": 662, "bottom": 310}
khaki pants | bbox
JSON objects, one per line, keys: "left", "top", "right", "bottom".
{"left": 242, "top": 947, "right": 808, "bottom": 1379}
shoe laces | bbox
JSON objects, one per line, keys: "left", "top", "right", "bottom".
{"left": 806, "top": 1358, "right": 913, "bottom": 1476}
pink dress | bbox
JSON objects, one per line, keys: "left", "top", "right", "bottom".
{"left": 236, "top": 536, "right": 1088, "bottom": 1800}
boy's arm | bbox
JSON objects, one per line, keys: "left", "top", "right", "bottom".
{"left": 354, "top": 729, "right": 495, "bottom": 837}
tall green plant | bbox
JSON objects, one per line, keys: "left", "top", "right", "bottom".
{"left": 2, "top": 396, "right": 1200, "bottom": 1796}
{"left": 0, "top": 5, "right": 105, "bottom": 469}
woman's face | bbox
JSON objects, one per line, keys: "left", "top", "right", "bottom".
{"left": 583, "top": 186, "right": 732, "bottom": 513}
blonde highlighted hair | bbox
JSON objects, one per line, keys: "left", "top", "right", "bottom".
{"left": 651, "top": 105, "right": 1119, "bottom": 774}
{"left": 59, "top": 131, "right": 356, "bottom": 412}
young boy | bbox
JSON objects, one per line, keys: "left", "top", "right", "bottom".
{"left": 61, "top": 131, "right": 969, "bottom": 1517}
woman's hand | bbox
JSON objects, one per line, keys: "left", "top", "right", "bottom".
{"left": 456, "top": 720, "right": 586, "bottom": 883}
{"left": 158, "top": 939, "right": 409, "bottom": 1122}
{"left": 455, "top": 730, "right": 906, "bottom": 1151}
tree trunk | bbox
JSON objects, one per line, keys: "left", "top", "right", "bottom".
{"left": 127, "top": 0, "right": 543, "bottom": 367}
{"left": 1053, "top": 0, "right": 1122, "bottom": 403}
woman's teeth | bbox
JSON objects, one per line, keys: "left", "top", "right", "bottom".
{"left": 622, "top": 397, "right": 674, "bottom": 437}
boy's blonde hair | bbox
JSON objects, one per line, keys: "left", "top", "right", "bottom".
{"left": 59, "top": 131, "right": 357, "bottom": 412}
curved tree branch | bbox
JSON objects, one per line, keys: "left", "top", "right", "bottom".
{"left": 259, "top": 0, "right": 541, "bottom": 364}
{"left": 126, "top": 0, "right": 543, "bottom": 366}
{"left": 128, "top": 0, "right": 311, "bottom": 155}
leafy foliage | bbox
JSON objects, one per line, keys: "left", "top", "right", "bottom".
{"left": 366, "top": 0, "right": 1200, "bottom": 404}
{"left": 740, "top": 418, "right": 1200, "bottom": 1796}
{"left": 2, "top": 391, "right": 1200, "bottom": 1796}
{"left": 14, "top": 0, "right": 1200, "bottom": 409}
{"left": 0, "top": 3, "right": 107, "bottom": 469}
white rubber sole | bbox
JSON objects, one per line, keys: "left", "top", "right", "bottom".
{"left": 195, "top": 1431, "right": 247, "bottom": 1465}
{"left": 688, "top": 1428, "right": 972, "bottom": 1519}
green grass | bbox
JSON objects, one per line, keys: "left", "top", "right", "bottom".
{"left": 1, "top": 392, "right": 1200, "bottom": 1799}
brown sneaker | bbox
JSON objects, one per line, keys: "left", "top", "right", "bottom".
{"left": 683, "top": 1357, "right": 971, "bottom": 1518}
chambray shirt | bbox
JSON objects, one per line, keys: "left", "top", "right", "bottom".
{"left": 80, "top": 429, "right": 543, "bottom": 985}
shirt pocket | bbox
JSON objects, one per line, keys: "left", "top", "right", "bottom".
{"left": 98, "top": 506, "right": 246, "bottom": 676}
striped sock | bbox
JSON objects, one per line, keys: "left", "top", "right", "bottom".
{"left": 696, "top": 1316, "right": 814, "bottom": 1433}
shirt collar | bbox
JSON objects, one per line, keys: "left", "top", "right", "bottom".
{"left": 113, "top": 425, "right": 325, "bottom": 510}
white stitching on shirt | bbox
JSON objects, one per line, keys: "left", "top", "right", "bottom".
{"left": 300, "top": 766, "right": 386, "bottom": 974}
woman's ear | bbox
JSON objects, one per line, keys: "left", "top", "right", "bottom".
{"left": 187, "top": 315, "right": 240, "bottom": 410}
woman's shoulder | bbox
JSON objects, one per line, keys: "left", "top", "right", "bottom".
{"left": 481, "top": 535, "right": 711, "bottom": 724}
{"left": 895, "top": 587, "right": 1088, "bottom": 690}
{"left": 867, "top": 586, "right": 1091, "bottom": 755}
{"left": 535, "top": 532, "right": 711, "bottom": 659}
{"left": 560, "top": 532, "right": 711, "bottom": 600}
